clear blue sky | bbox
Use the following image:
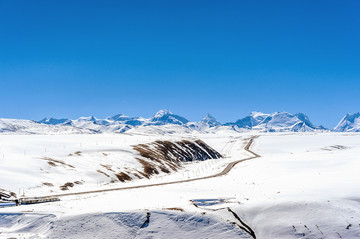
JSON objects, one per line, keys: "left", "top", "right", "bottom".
{"left": 0, "top": 0, "right": 359, "bottom": 128}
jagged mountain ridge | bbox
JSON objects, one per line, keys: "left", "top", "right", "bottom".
{"left": 334, "top": 112, "right": 360, "bottom": 132}
{"left": 3, "top": 110, "right": 358, "bottom": 134}
{"left": 224, "top": 112, "right": 325, "bottom": 132}
{"left": 35, "top": 110, "right": 326, "bottom": 133}
{"left": 0, "top": 118, "right": 96, "bottom": 134}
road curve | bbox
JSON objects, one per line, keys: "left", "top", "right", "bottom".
{"left": 27, "top": 136, "right": 260, "bottom": 199}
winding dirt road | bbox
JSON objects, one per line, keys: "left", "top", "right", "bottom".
{"left": 26, "top": 136, "right": 260, "bottom": 199}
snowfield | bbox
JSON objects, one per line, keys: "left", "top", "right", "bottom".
{"left": 1, "top": 132, "right": 360, "bottom": 238}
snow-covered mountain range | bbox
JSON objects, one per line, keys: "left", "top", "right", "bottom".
{"left": 224, "top": 112, "right": 326, "bottom": 132}
{"left": 1, "top": 110, "right": 359, "bottom": 134}
{"left": 0, "top": 118, "right": 95, "bottom": 134}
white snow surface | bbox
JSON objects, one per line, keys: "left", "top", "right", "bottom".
{"left": 1, "top": 132, "right": 360, "bottom": 238}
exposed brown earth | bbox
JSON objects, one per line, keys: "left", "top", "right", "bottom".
{"left": 136, "top": 158, "right": 160, "bottom": 177}
{"left": 96, "top": 170, "right": 110, "bottom": 178}
{"left": 42, "top": 182, "right": 54, "bottom": 187}
{"left": 133, "top": 139, "right": 222, "bottom": 165}
{"left": 131, "top": 139, "right": 222, "bottom": 179}
{"left": 32, "top": 136, "right": 259, "bottom": 198}
{"left": 60, "top": 182, "right": 75, "bottom": 191}
{"left": 94, "top": 139, "right": 222, "bottom": 183}
{"left": 163, "top": 207, "right": 185, "bottom": 212}
{"left": 74, "top": 151, "right": 82, "bottom": 156}
{"left": 100, "top": 164, "right": 115, "bottom": 172}
{"left": 41, "top": 157, "right": 75, "bottom": 169}
{"left": 115, "top": 172, "right": 132, "bottom": 182}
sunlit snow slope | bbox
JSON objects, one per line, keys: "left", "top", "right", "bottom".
{"left": 1, "top": 132, "right": 360, "bottom": 239}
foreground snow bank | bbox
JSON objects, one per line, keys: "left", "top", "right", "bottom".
{"left": 0, "top": 210, "right": 251, "bottom": 239}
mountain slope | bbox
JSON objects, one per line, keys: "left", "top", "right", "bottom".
{"left": 108, "top": 114, "right": 145, "bottom": 126}
{"left": 334, "top": 112, "right": 360, "bottom": 132}
{"left": 39, "top": 117, "right": 72, "bottom": 126}
{"left": 188, "top": 113, "right": 222, "bottom": 131}
{"left": 148, "top": 109, "right": 189, "bottom": 126}
{"left": 199, "top": 113, "right": 221, "bottom": 127}
{"left": 226, "top": 112, "right": 325, "bottom": 132}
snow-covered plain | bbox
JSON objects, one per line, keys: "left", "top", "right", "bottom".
{"left": 1, "top": 132, "right": 360, "bottom": 238}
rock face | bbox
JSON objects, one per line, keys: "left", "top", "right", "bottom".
{"left": 334, "top": 113, "right": 360, "bottom": 132}
{"left": 134, "top": 139, "right": 222, "bottom": 164}
{"left": 133, "top": 139, "right": 222, "bottom": 178}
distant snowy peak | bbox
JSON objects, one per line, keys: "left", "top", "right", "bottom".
{"left": 334, "top": 112, "right": 360, "bottom": 132}
{"left": 108, "top": 114, "right": 129, "bottom": 121}
{"left": 76, "top": 116, "right": 97, "bottom": 122}
{"left": 249, "top": 111, "right": 269, "bottom": 120}
{"left": 228, "top": 112, "right": 268, "bottom": 129}
{"left": 227, "top": 112, "right": 325, "bottom": 132}
{"left": 199, "top": 113, "right": 221, "bottom": 127}
{"left": 186, "top": 113, "right": 222, "bottom": 131}
{"left": 149, "top": 109, "right": 189, "bottom": 125}
{"left": 153, "top": 109, "right": 173, "bottom": 118}
{"left": 39, "top": 117, "right": 72, "bottom": 126}
{"left": 107, "top": 114, "right": 144, "bottom": 126}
